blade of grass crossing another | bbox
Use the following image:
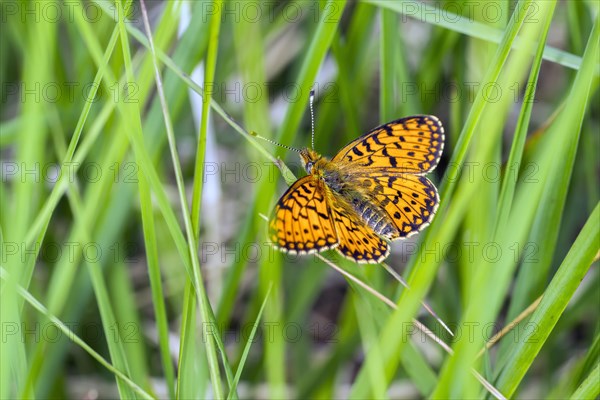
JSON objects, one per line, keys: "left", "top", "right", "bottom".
{"left": 114, "top": 1, "right": 221, "bottom": 397}
{"left": 24, "top": 1, "right": 213, "bottom": 396}
{"left": 432, "top": 3, "right": 559, "bottom": 397}
{"left": 86, "top": 264, "right": 136, "bottom": 398}
{"left": 275, "top": 0, "right": 347, "bottom": 151}
{"left": 227, "top": 285, "right": 272, "bottom": 400}
{"left": 352, "top": 292, "right": 388, "bottom": 400}
{"left": 498, "top": 3, "right": 567, "bottom": 357}
{"left": 216, "top": 0, "right": 274, "bottom": 333}
{"left": 0, "top": 268, "right": 154, "bottom": 400}
{"left": 23, "top": 16, "right": 120, "bottom": 250}
{"left": 18, "top": 2, "right": 136, "bottom": 397}
{"left": 569, "top": 362, "right": 600, "bottom": 399}
{"left": 364, "top": 0, "right": 587, "bottom": 72}
{"left": 495, "top": 15, "right": 600, "bottom": 396}
{"left": 349, "top": 1, "right": 536, "bottom": 397}
{"left": 494, "top": 1, "right": 554, "bottom": 235}
{"left": 504, "top": 16, "right": 596, "bottom": 324}
{"left": 497, "top": 203, "right": 600, "bottom": 397}
{"left": 138, "top": 165, "right": 175, "bottom": 398}
{"left": 137, "top": 0, "right": 227, "bottom": 397}
{"left": 255, "top": 2, "right": 347, "bottom": 397}
{"left": 176, "top": 282, "right": 207, "bottom": 399}
{"left": 34, "top": 161, "right": 137, "bottom": 397}
{"left": 191, "top": 0, "right": 222, "bottom": 237}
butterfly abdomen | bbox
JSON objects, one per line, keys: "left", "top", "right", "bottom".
{"left": 348, "top": 195, "right": 398, "bottom": 239}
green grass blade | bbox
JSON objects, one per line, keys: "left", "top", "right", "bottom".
{"left": 137, "top": 165, "right": 175, "bottom": 398}
{"left": 23, "top": 23, "right": 120, "bottom": 251}
{"left": 275, "top": 0, "right": 348, "bottom": 148}
{"left": 380, "top": 8, "right": 397, "bottom": 122}
{"left": 364, "top": 0, "right": 589, "bottom": 71}
{"left": 138, "top": 1, "right": 227, "bottom": 397}
{"left": 352, "top": 292, "right": 388, "bottom": 400}
{"left": 4, "top": 1, "right": 598, "bottom": 397}
{"left": 432, "top": 3, "right": 566, "bottom": 397}
{"left": 215, "top": 0, "right": 276, "bottom": 332}
{"left": 573, "top": 333, "right": 600, "bottom": 392}
{"left": 176, "top": 282, "right": 206, "bottom": 399}
{"left": 494, "top": 1, "right": 554, "bottom": 234}
{"left": 86, "top": 263, "right": 136, "bottom": 398}
{"left": 496, "top": 203, "right": 600, "bottom": 396}
{"left": 349, "top": 2, "right": 537, "bottom": 396}
{"left": 227, "top": 285, "right": 272, "bottom": 399}
{"left": 0, "top": 268, "right": 154, "bottom": 399}
{"left": 503, "top": 4, "right": 587, "bottom": 326}
{"left": 494, "top": 14, "right": 600, "bottom": 396}
{"left": 569, "top": 362, "right": 600, "bottom": 400}
{"left": 190, "top": 0, "right": 222, "bottom": 237}
{"left": 126, "top": 1, "right": 228, "bottom": 397}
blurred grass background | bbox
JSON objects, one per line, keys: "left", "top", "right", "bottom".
{"left": 1, "top": 0, "right": 598, "bottom": 399}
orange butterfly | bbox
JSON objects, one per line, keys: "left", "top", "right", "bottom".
{"left": 268, "top": 115, "right": 444, "bottom": 264}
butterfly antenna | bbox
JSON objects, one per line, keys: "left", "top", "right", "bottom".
{"left": 309, "top": 89, "right": 316, "bottom": 150}
{"left": 250, "top": 131, "right": 301, "bottom": 153}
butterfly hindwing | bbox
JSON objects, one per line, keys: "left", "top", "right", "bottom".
{"left": 329, "top": 197, "right": 390, "bottom": 264}
{"left": 332, "top": 115, "right": 444, "bottom": 174}
{"left": 268, "top": 175, "right": 338, "bottom": 254}
{"left": 351, "top": 173, "right": 440, "bottom": 240}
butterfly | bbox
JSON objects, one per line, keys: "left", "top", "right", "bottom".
{"left": 268, "top": 115, "right": 444, "bottom": 264}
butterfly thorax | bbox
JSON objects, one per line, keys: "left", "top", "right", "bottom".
{"left": 300, "top": 149, "right": 347, "bottom": 192}
{"left": 299, "top": 148, "right": 399, "bottom": 240}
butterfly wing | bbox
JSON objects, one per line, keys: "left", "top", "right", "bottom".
{"left": 329, "top": 197, "right": 390, "bottom": 263}
{"left": 331, "top": 115, "right": 444, "bottom": 174}
{"left": 270, "top": 115, "right": 444, "bottom": 261}
{"left": 351, "top": 173, "right": 440, "bottom": 240}
{"left": 269, "top": 175, "right": 339, "bottom": 254}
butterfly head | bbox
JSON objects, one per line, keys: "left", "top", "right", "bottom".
{"left": 300, "top": 148, "right": 322, "bottom": 174}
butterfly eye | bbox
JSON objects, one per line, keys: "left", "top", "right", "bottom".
{"left": 306, "top": 161, "right": 314, "bottom": 173}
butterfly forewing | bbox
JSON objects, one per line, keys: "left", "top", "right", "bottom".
{"left": 269, "top": 176, "right": 338, "bottom": 254}
{"left": 332, "top": 115, "right": 444, "bottom": 174}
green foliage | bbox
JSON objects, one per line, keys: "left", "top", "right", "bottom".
{"left": 1, "top": 0, "right": 598, "bottom": 398}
